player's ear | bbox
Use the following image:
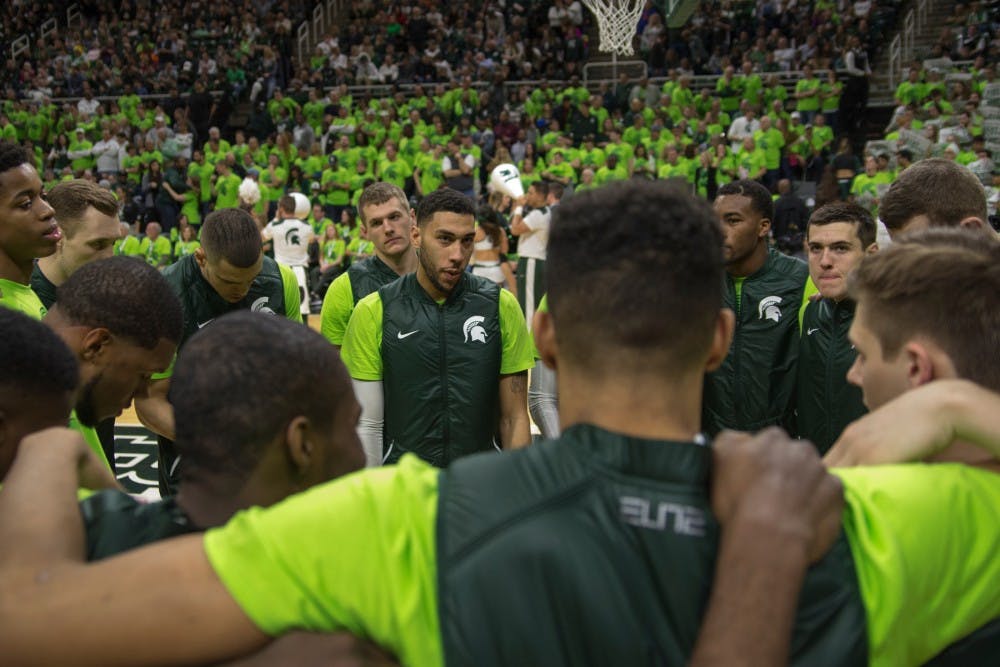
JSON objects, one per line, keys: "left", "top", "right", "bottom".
{"left": 705, "top": 309, "right": 735, "bottom": 372}
{"left": 79, "top": 328, "right": 113, "bottom": 362}
{"left": 534, "top": 309, "right": 557, "bottom": 371}
{"left": 285, "top": 415, "right": 313, "bottom": 475}
{"left": 194, "top": 247, "right": 207, "bottom": 270}
{"left": 958, "top": 215, "right": 988, "bottom": 232}
{"left": 410, "top": 221, "right": 422, "bottom": 248}
{"left": 758, "top": 216, "right": 772, "bottom": 239}
{"left": 903, "top": 341, "right": 935, "bottom": 389}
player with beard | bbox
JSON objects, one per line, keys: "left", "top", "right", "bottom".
{"left": 5, "top": 181, "right": 1000, "bottom": 666}
{"left": 341, "top": 187, "right": 534, "bottom": 467}
{"left": 43, "top": 257, "right": 182, "bottom": 469}
{"left": 320, "top": 182, "right": 418, "bottom": 350}
{"left": 0, "top": 141, "right": 61, "bottom": 319}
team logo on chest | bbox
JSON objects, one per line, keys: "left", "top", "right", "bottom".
{"left": 251, "top": 297, "right": 276, "bottom": 314}
{"left": 463, "top": 315, "right": 488, "bottom": 343}
{"left": 758, "top": 295, "right": 783, "bottom": 322}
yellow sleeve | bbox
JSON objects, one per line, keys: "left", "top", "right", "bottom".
{"left": 834, "top": 463, "right": 1000, "bottom": 667}
{"left": 320, "top": 272, "right": 354, "bottom": 345}
{"left": 799, "top": 275, "right": 818, "bottom": 331}
{"left": 498, "top": 288, "right": 535, "bottom": 375}
{"left": 204, "top": 457, "right": 443, "bottom": 666}
{"left": 278, "top": 262, "right": 303, "bottom": 323}
{"left": 340, "top": 292, "right": 384, "bottom": 381}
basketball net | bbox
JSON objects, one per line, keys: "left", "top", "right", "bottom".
{"left": 581, "top": 0, "right": 645, "bottom": 56}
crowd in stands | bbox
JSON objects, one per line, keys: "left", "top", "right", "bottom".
{"left": 0, "top": 0, "right": 998, "bottom": 277}
{"left": 634, "top": 0, "right": 904, "bottom": 77}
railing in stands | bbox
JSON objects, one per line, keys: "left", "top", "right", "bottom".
{"left": 11, "top": 35, "right": 29, "bottom": 60}
{"left": 888, "top": 0, "right": 932, "bottom": 91}
{"left": 297, "top": 0, "right": 351, "bottom": 65}
{"left": 66, "top": 3, "right": 81, "bottom": 28}
{"left": 9, "top": 3, "right": 79, "bottom": 61}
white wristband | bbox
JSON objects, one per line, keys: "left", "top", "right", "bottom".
{"left": 513, "top": 206, "right": 524, "bottom": 216}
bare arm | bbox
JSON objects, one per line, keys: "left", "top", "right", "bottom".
{"left": 215, "top": 632, "right": 397, "bottom": 667}
{"left": 0, "top": 428, "right": 262, "bottom": 667}
{"left": 825, "top": 380, "right": 1000, "bottom": 468}
{"left": 690, "top": 429, "right": 844, "bottom": 666}
{"left": 498, "top": 371, "right": 531, "bottom": 450}
{"left": 134, "top": 376, "right": 175, "bottom": 440}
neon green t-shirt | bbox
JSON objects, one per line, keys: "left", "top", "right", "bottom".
{"left": 0, "top": 278, "right": 47, "bottom": 319}
{"left": 340, "top": 288, "right": 534, "bottom": 380}
{"left": 319, "top": 272, "right": 356, "bottom": 346}
{"left": 204, "top": 459, "right": 1000, "bottom": 667}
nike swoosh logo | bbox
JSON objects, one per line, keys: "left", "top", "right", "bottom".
{"left": 197, "top": 319, "right": 214, "bottom": 329}
{"left": 397, "top": 330, "right": 419, "bottom": 339}
{"left": 807, "top": 327, "right": 820, "bottom": 335}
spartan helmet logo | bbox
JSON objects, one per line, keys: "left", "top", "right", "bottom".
{"left": 251, "top": 297, "right": 276, "bottom": 315}
{"left": 285, "top": 228, "right": 301, "bottom": 246}
{"left": 463, "top": 315, "right": 487, "bottom": 343}
{"left": 499, "top": 167, "right": 512, "bottom": 178}
{"left": 758, "top": 296, "right": 783, "bottom": 322}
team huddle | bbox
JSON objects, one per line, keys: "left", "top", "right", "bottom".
{"left": 1, "top": 133, "right": 1000, "bottom": 665}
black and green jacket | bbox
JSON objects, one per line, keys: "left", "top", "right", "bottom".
{"left": 794, "top": 298, "right": 867, "bottom": 454}
{"left": 703, "top": 248, "right": 808, "bottom": 436}
{"left": 437, "top": 424, "right": 867, "bottom": 665}
{"left": 163, "top": 254, "right": 290, "bottom": 346}
{"left": 80, "top": 490, "right": 196, "bottom": 561}
{"left": 349, "top": 255, "right": 401, "bottom": 305}
{"left": 381, "top": 272, "right": 501, "bottom": 467}
{"left": 29, "top": 262, "right": 58, "bottom": 310}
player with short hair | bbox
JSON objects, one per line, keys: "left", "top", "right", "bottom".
{"left": 703, "top": 179, "right": 810, "bottom": 436}
{"left": 134, "top": 207, "right": 302, "bottom": 494}
{"left": 31, "top": 179, "right": 124, "bottom": 468}
{"left": 879, "top": 157, "right": 994, "bottom": 239}
{"left": 843, "top": 228, "right": 1000, "bottom": 470}
{"left": 31, "top": 179, "right": 121, "bottom": 309}
{"left": 0, "top": 307, "right": 78, "bottom": 479}
{"left": 794, "top": 202, "right": 877, "bottom": 452}
{"left": 341, "top": 187, "right": 533, "bottom": 466}
{"left": 319, "top": 182, "right": 418, "bottom": 349}
{"left": 81, "top": 311, "right": 364, "bottom": 558}
{"left": 4, "top": 180, "right": 1000, "bottom": 666}
{"left": 46, "top": 256, "right": 182, "bottom": 469}
{"left": 263, "top": 194, "right": 315, "bottom": 324}
{"left": 0, "top": 141, "right": 61, "bottom": 318}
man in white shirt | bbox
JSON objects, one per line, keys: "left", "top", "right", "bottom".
{"left": 510, "top": 181, "right": 551, "bottom": 329}
{"left": 263, "top": 194, "right": 315, "bottom": 323}
{"left": 91, "top": 129, "right": 121, "bottom": 177}
{"left": 728, "top": 106, "right": 761, "bottom": 152}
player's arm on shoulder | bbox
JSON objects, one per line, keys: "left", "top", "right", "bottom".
{"left": 0, "top": 429, "right": 258, "bottom": 667}
{"left": 691, "top": 429, "right": 843, "bottom": 667}
{"left": 0, "top": 531, "right": 267, "bottom": 666}
{"left": 134, "top": 372, "right": 175, "bottom": 440}
{"left": 320, "top": 272, "right": 353, "bottom": 349}
{"left": 827, "top": 380, "right": 1000, "bottom": 468}
{"left": 277, "top": 262, "right": 303, "bottom": 323}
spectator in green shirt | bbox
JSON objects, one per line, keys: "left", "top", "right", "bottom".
{"left": 794, "top": 63, "right": 822, "bottom": 124}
